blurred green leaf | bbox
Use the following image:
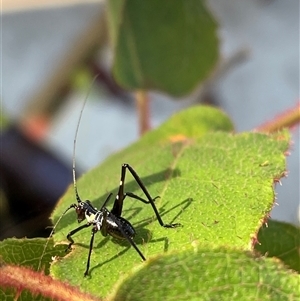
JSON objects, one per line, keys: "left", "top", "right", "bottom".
{"left": 112, "top": 248, "right": 300, "bottom": 301}
{"left": 255, "top": 219, "right": 300, "bottom": 273}
{"left": 107, "top": 0, "right": 219, "bottom": 96}
{"left": 0, "top": 238, "right": 65, "bottom": 301}
{"left": 0, "top": 108, "right": 10, "bottom": 131}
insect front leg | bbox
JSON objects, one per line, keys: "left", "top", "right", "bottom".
{"left": 66, "top": 223, "right": 91, "bottom": 251}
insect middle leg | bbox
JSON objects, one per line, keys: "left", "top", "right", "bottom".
{"left": 84, "top": 227, "right": 96, "bottom": 277}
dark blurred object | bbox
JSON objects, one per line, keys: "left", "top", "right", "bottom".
{"left": 0, "top": 125, "right": 74, "bottom": 239}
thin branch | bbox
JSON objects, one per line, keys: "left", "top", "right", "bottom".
{"left": 135, "top": 90, "right": 151, "bottom": 136}
{"left": 0, "top": 264, "right": 101, "bottom": 301}
{"left": 254, "top": 101, "right": 300, "bottom": 133}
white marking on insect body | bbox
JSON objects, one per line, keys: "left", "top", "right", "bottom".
{"left": 86, "top": 213, "right": 96, "bottom": 223}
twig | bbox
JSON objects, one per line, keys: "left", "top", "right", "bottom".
{"left": 135, "top": 90, "right": 151, "bottom": 135}
{"left": 254, "top": 102, "right": 300, "bottom": 133}
{"left": 0, "top": 264, "right": 101, "bottom": 301}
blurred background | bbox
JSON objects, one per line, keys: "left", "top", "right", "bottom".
{"left": 1, "top": 0, "right": 299, "bottom": 239}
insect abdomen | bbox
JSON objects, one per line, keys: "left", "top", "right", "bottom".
{"left": 107, "top": 216, "right": 135, "bottom": 240}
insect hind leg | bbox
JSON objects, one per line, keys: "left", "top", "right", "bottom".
{"left": 113, "top": 163, "right": 181, "bottom": 228}
{"left": 125, "top": 192, "right": 160, "bottom": 204}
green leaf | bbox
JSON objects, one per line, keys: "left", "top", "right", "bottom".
{"left": 0, "top": 108, "right": 10, "bottom": 131}
{"left": 0, "top": 238, "right": 66, "bottom": 273}
{"left": 112, "top": 248, "right": 300, "bottom": 301}
{"left": 48, "top": 106, "right": 289, "bottom": 298}
{"left": 107, "top": 0, "right": 219, "bottom": 96}
{"left": 138, "top": 105, "right": 234, "bottom": 146}
{"left": 0, "top": 238, "right": 65, "bottom": 301}
{"left": 255, "top": 220, "right": 300, "bottom": 273}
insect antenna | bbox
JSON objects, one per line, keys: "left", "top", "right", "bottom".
{"left": 37, "top": 204, "right": 75, "bottom": 271}
{"left": 38, "top": 75, "right": 98, "bottom": 272}
{"left": 73, "top": 75, "right": 99, "bottom": 203}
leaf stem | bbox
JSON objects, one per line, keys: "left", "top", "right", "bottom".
{"left": 255, "top": 102, "right": 300, "bottom": 133}
{"left": 0, "top": 264, "right": 101, "bottom": 301}
{"left": 135, "top": 90, "right": 151, "bottom": 136}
